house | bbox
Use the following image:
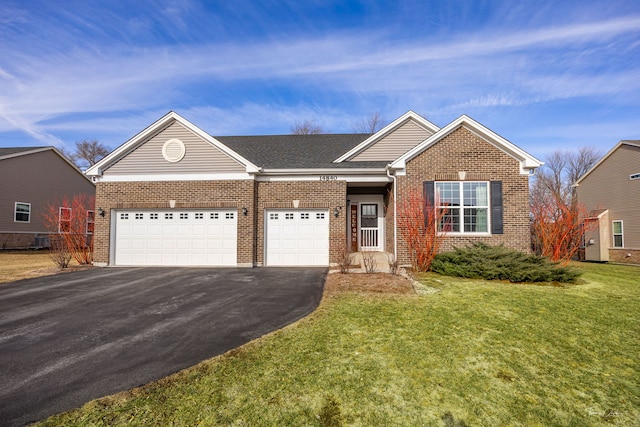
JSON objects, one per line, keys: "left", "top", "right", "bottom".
{"left": 86, "top": 111, "right": 542, "bottom": 267}
{"left": 575, "top": 140, "right": 640, "bottom": 264}
{"left": 0, "top": 147, "right": 96, "bottom": 249}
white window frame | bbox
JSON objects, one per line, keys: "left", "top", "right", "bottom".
{"left": 612, "top": 220, "right": 624, "bottom": 248}
{"left": 86, "top": 210, "right": 95, "bottom": 234}
{"left": 436, "top": 181, "right": 490, "bottom": 234}
{"left": 59, "top": 207, "right": 72, "bottom": 233}
{"left": 14, "top": 202, "right": 31, "bottom": 223}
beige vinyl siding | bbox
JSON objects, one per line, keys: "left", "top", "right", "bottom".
{"left": 577, "top": 143, "right": 640, "bottom": 249}
{"left": 351, "top": 119, "right": 434, "bottom": 161}
{"left": 105, "top": 121, "right": 245, "bottom": 175}
{"left": 0, "top": 150, "right": 95, "bottom": 233}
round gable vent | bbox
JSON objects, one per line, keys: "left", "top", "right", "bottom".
{"left": 162, "top": 138, "right": 186, "bottom": 162}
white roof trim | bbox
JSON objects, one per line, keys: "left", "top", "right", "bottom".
{"left": 574, "top": 140, "right": 640, "bottom": 186}
{"left": 333, "top": 110, "right": 440, "bottom": 163}
{"left": 86, "top": 111, "right": 261, "bottom": 176}
{"left": 389, "top": 115, "right": 543, "bottom": 175}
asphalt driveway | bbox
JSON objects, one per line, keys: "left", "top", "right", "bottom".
{"left": 0, "top": 267, "right": 326, "bottom": 426}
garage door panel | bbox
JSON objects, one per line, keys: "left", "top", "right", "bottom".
{"left": 114, "top": 209, "right": 237, "bottom": 266}
{"left": 265, "top": 209, "right": 329, "bottom": 266}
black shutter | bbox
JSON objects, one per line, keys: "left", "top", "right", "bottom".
{"left": 491, "top": 181, "right": 503, "bottom": 234}
{"left": 423, "top": 181, "right": 435, "bottom": 207}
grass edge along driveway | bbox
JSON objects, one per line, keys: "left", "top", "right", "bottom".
{"left": 38, "top": 262, "right": 639, "bottom": 426}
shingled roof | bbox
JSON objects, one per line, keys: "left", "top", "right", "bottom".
{"left": 216, "top": 134, "right": 389, "bottom": 170}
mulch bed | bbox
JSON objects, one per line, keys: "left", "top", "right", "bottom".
{"left": 324, "top": 272, "right": 414, "bottom": 295}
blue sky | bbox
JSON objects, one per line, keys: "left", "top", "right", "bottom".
{"left": 1, "top": 0, "right": 639, "bottom": 160}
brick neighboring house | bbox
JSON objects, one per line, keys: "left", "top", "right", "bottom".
{"left": 575, "top": 140, "right": 640, "bottom": 264}
{"left": 0, "top": 147, "right": 96, "bottom": 249}
{"left": 86, "top": 111, "right": 542, "bottom": 267}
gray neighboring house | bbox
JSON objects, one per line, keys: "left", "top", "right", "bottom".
{"left": 0, "top": 147, "right": 96, "bottom": 249}
{"left": 575, "top": 140, "right": 640, "bottom": 263}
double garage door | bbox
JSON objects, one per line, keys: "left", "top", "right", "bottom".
{"left": 114, "top": 209, "right": 237, "bottom": 266}
{"left": 112, "top": 208, "right": 329, "bottom": 267}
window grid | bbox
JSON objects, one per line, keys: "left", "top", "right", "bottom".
{"left": 211, "top": 213, "right": 219, "bottom": 219}
{"left": 226, "top": 212, "right": 234, "bottom": 219}
{"left": 59, "top": 207, "right": 72, "bottom": 232}
{"left": 165, "top": 213, "right": 173, "bottom": 220}
{"left": 316, "top": 213, "right": 325, "bottom": 219}
{"left": 120, "top": 213, "right": 129, "bottom": 220}
{"left": 612, "top": 220, "right": 624, "bottom": 248}
{"left": 135, "top": 213, "right": 144, "bottom": 220}
{"left": 180, "top": 213, "right": 188, "bottom": 219}
{"left": 86, "top": 211, "right": 95, "bottom": 234}
{"left": 195, "top": 213, "right": 204, "bottom": 219}
{"left": 436, "top": 182, "right": 489, "bottom": 233}
{"left": 300, "top": 213, "right": 310, "bottom": 219}
{"left": 270, "top": 213, "right": 279, "bottom": 220}
{"left": 14, "top": 202, "right": 31, "bottom": 223}
{"left": 285, "top": 213, "right": 294, "bottom": 220}
{"left": 150, "top": 213, "right": 159, "bottom": 219}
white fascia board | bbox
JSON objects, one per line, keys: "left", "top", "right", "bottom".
{"left": 257, "top": 174, "right": 391, "bottom": 183}
{"left": 261, "top": 168, "right": 387, "bottom": 175}
{"left": 390, "top": 115, "right": 543, "bottom": 175}
{"left": 94, "top": 173, "right": 255, "bottom": 182}
{"left": 333, "top": 110, "right": 440, "bottom": 163}
{"left": 86, "top": 111, "right": 261, "bottom": 176}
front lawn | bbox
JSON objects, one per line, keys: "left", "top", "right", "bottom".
{"left": 0, "top": 251, "right": 80, "bottom": 284}
{"left": 38, "top": 262, "right": 639, "bottom": 426}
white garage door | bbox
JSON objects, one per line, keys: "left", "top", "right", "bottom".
{"left": 113, "top": 209, "right": 237, "bottom": 266}
{"left": 265, "top": 209, "right": 329, "bottom": 266}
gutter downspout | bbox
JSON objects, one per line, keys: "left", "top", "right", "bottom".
{"left": 386, "top": 166, "right": 397, "bottom": 261}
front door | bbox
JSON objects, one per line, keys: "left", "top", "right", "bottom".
{"left": 348, "top": 194, "right": 384, "bottom": 252}
{"left": 360, "top": 203, "right": 379, "bottom": 250}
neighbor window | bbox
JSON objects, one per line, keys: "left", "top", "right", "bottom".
{"left": 436, "top": 182, "right": 489, "bottom": 233}
{"left": 14, "top": 202, "right": 31, "bottom": 222}
{"left": 86, "top": 210, "right": 95, "bottom": 234}
{"left": 59, "top": 207, "right": 72, "bottom": 232}
{"left": 612, "top": 221, "right": 624, "bottom": 248}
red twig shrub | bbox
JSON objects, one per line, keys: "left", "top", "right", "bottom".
{"left": 531, "top": 193, "right": 592, "bottom": 265}
{"left": 396, "top": 189, "right": 447, "bottom": 272}
{"left": 42, "top": 194, "right": 95, "bottom": 265}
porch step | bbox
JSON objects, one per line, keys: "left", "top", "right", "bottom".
{"left": 351, "top": 251, "right": 393, "bottom": 273}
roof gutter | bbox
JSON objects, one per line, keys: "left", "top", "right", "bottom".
{"left": 386, "top": 165, "right": 397, "bottom": 261}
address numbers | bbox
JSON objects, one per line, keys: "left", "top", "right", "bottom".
{"left": 320, "top": 175, "right": 338, "bottom": 181}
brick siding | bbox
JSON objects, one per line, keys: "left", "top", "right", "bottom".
{"left": 94, "top": 180, "right": 255, "bottom": 265}
{"left": 395, "top": 125, "right": 531, "bottom": 265}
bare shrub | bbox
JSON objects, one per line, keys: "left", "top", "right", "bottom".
{"left": 49, "top": 235, "right": 71, "bottom": 268}
{"left": 337, "top": 247, "right": 354, "bottom": 274}
{"left": 361, "top": 250, "right": 376, "bottom": 273}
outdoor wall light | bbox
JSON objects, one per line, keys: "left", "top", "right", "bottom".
{"left": 242, "top": 207, "right": 248, "bottom": 216}
{"left": 98, "top": 208, "right": 106, "bottom": 217}
{"left": 333, "top": 207, "right": 340, "bottom": 218}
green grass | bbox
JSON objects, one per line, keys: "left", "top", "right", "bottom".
{"left": 38, "top": 262, "right": 639, "bottom": 426}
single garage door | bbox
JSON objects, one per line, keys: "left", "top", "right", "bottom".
{"left": 114, "top": 209, "right": 237, "bottom": 266}
{"left": 265, "top": 209, "right": 329, "bottom": 266}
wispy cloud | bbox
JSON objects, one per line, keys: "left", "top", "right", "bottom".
{"left": 0, "top": 2, "right": 638, "bottom": 156}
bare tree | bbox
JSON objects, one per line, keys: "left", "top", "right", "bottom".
{"left": 290, "top": 120, "right": 324, "bottom": 135}
{"left": 530, "top": 146, "right": 602, "bottom": 260}
{"left": 66, "top": 140, "right": 110, "bottom": 169}
{"left": 353, "top": 111, "right": 384, "bottom": 133}
{"left": 532, "top": 146, "right": 602, "bottom": 205}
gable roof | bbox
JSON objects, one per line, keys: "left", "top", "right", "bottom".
{"left": 333, "top": 111, "right": 440, "bottom": 163}
{"left": 389, "top": 115, "right": 543, "bottom": 174}
{"left": 0, "top": 146, "right": 53, "bottom": 160}
{"left": 0, "top": 146, "right": 94, "bottom": 184}
{"left": 86, "top": 111, "right": 261, "bottom": 176}
{"left": 218, "top": 134, "right": 387, "bottom": 170}
{"left": 575, "top": 140, "right": 640, "bottom": 186}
